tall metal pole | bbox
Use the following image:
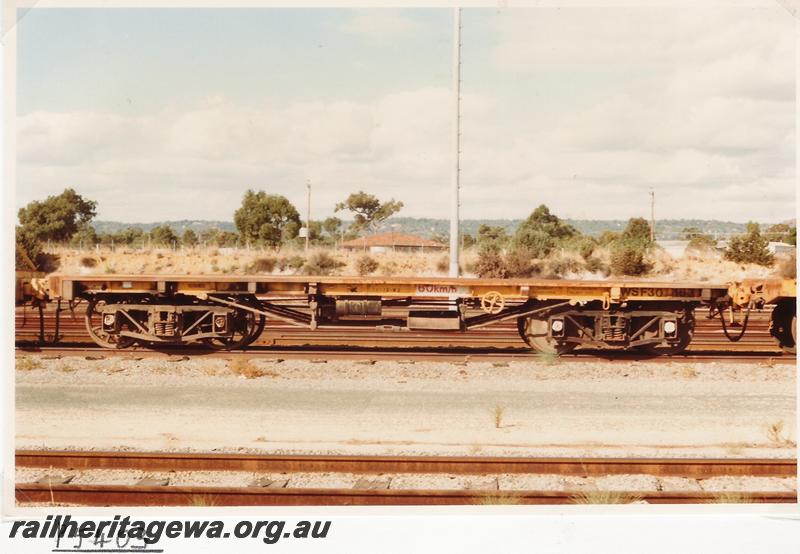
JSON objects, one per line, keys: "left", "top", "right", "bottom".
{"left": 449, "top": 7, "right": 461, "bottom": 277}
{"left": 305, "top": 180, "right": 311, "bottom": 252}
{"left": 650, "top": 190, "right": 655, "bottom": 242}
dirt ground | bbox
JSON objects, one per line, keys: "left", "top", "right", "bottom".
{"left": 15, "top": 355, "right": 796, "bottom": 459}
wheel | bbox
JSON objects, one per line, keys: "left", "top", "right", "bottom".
{"left": 202, "top": 309, "right": 260, "bottom": 351}
{"left": 85, "top": 298, "right": 136, "bottom": 349}
{"left": 242, "top": 314, "right": 266, "bottom": 347}
{"left": 771, "top": 301, "right": 796, "bottom": 354}
{"left": 638, "top": 312, "right": 695, "bottom": 356}
{"left": 517, "top": 315, "right": 576, "bottom": 355}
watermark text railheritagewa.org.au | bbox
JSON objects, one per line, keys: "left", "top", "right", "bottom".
{"left": 8, "top": 514, "right": 331, "bottom": 549}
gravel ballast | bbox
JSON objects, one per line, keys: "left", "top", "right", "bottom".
{"left": 15, "top": 355, "right": 796, "bottom": 459}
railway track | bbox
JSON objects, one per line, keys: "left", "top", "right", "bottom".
{"left": 16, "top": 451, "right": 797, "bottom": 506}
{"left": 14, "top": 343, "right": 794, "bottom": 364}
{"left": 16, "top": 450, "right": 797, "bottom": 477}
{"left": 15, "top": 484, "right": 795, "bottom": 506}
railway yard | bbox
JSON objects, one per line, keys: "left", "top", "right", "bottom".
{"left": 13, "top": 272, "right": 798, "bottom": 506}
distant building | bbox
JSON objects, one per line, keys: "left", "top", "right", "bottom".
{"left": 341, "top": 232, "right": 446, "bottom": 253}
{"left": 768, "top": 242, "right": 795, "bottom": 255}
{"left": 656, "top": 240, "right": 690, "bottom": 258}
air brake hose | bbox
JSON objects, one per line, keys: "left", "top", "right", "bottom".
{"left": 718, "top": 301, "right": 751, "bottom": 342}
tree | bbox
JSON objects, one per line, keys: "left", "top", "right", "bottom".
{"left": 335, "top": 191, "right": 403, "bottom": 234}
{"left": 620, "top": 217, "right": 653, "bottom": 246}
{"left": 322, "top": 217, "right": 342, "bottom": 238}
{"left": 476, "top": 224, "right": 509, "bottom": 253}
{"left": 182, "top": 229, "right": 199, "bottom": 247}
{"left": 724, "top": 222, "right": 774, "bottom": 266}
{"left": 150, "top": 224, "right": 179, "bottom": 246}
{"left": 513, "top": 205, "right": 577, "bottom": 258}
{"left": 610, "top": 242, "right": 649, "bottom": 275}
{"left": 70, "top": 222, "right": 99, "bottom": 248}
{"left": 765, "top": 223, "right": 795, "bottom": 244}
{"left": 430, "top": 232, "right": 449, "bottom": 245}
{"left": 18, "top": 188, "right": 97, "bottom": 243}
{"left": 308, "top": 220, "right": 323, "bottom": 243}
{"left": 597, "top": 230, "right": 620, "bottom": 246}
{"left": 99, "top": 227, "right": 145, "bottom": 247}
{"left": 234, "top": 190, "right": 301, "bottom": 247}
{"left": 681, "top": 227, "right": 703, "bottom": 240}
{"left": 683, "top": 226, "right": 716, "bottom": 252}
{"left": 199, "top": 228, "right": 239, "bottom": 247}
{"left": 15, "top": 227, "right": 40, "bottom": 270}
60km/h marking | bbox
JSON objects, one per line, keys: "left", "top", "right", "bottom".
{"left": 415, "top": 284, "right": 470, "bottom": 296}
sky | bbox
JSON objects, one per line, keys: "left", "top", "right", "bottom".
{"left": 15, "top": 5, "right": 796, "bottom": 223}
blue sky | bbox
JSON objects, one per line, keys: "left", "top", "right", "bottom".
{"left": 18, "top": 9, "right": 453, "bottom": 115}
{"left": 15, "top": 6, "right": 796, "bottom": 223}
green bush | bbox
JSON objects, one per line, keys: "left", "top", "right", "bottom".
{"left": 597, "top": 230, "right": 620, "bottom": 246}
{"left": 610, "top": 241, "right": 649, "bottom": 276}
{"left": 302, "top": 252, "right": 345, "bottom": 276}
{"left": 246, "top": 257, "right": 277, "bottom": 274}
{"left": 504, "top": 248, "right": 540, "bottom": 278}
{"left": 277, "top": 255, "right": 306, "bottom": 272}
{"left": 474, "top": 248, "right": 540, "bottom": 279}
{"left": 435, "top": 255, "right": 449, "bottom": 274}
{"left": 474, "top": 250, "right": 508, "bottom": 279}
{"left": 513, "top": 205, "right": 576, "bottom": 258}
{"left": 584, "top": 256, "right": 609, "bottom": 276}
{"left": 687, "top": 234, "right": 717, "bottom": 252}
{"left": 724, "top": 223, "right": 774, "bottom": 266}
{"left": 546, "top": 255, "right": 582, "bottom": 277}
{"left": 564, "top": 235, "right": 597, "bottom": 259}
{"left": 356, "top": 255, "right": 379, "bottom": 276}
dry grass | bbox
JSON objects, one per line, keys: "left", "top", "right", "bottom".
{"left": 16, "top": 357, "right": 41, "bottom": 371}
{"left": 229, "top": 359, "right": 262, "bottom": 379}
{"left": 723, "top": 442, "right": 748, "bottom": 456}
{"left": 229, "top": 359, "right": 272, "bottom": 379}
{"left": 185, "top": 494, "right": 218, "bottom": 507}
{"left": 709, "top": 492, "right": 754, "bottom": 504}
{"left": 493, "top": 405, "right": 506, "bottom": 429}
{"left": 765, "top": 420, "right": 795, "bottom": 446}
{"left": 48, "top": 244, "right": 791, "bottom": 282}
{"left": 678, "top": 366, "right": 699, "bottom": 379}
{"left": 535, "top": 351, "right": 561, "bottom": 365}
{"left": 474, "top": 493, "right": 522, "bottom": 505}
{"left": 766, "top": 420, "right": 786, "bottom": 444}
{"left": 570, "top": 490, "right": 645, "bottom": 504}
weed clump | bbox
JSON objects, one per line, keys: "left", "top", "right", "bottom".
{"left": 16, "top": 357, "right": 41, "bottom": 371}
{"left": 246, "top": 257, "right": 277, "bottom": 274}
{"left": 302, "top": 252, "right": 345, "bottom": 276}
{"left": 229, "top": 359, "right": 267, "bottom": 379}
{"left": 571, "top": 490, "right": 645, "bottom": 504}
{"left": 493, "top": 405, "right": 506, "bottom": 429}
{"left": 356, "top": 255, "right": 379, "bottom": 276}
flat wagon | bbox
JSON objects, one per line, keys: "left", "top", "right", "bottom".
{"left": 19, "top": 273, "right": 797, "bottom": 355}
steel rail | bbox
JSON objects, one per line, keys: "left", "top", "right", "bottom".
{"left": 16, "top": 450, "right": 798, "bottom": 478}
{"left": 15, "top": 483, "right": 796, "bottom": 506}
{"left": 14, "top": 344, "right": 794, "bottom": 364}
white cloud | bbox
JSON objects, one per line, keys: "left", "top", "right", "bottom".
{"left": 16, "top": 7, "right": 795, "bottom": 224}
{"left": 338, "top": 10, "right": 423, "bottom": 42}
